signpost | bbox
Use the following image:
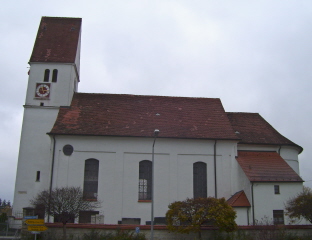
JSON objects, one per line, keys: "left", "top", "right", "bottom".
{"left": 27, "top": 225, "right": 48, "bottom": 232}
{"left": 25, "top": 219, "right": 45, "bottom": 225}
{"left": 24, "top": 218, "right": 47, "bottom": 240}
{"left": 24, "top": 216, "right": 38, "bottom": 219}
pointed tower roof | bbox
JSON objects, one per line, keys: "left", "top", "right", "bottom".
{"left": 29, "top": 17, "right": 81, "bottom": 63}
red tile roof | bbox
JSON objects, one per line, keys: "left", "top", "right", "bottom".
{"left": 227, "top": 112, "right": 302, "bottom": 152}
{"left": 227, "top": 191, "right": 251, "bottom": 207}
{"left": 236, "top": 151, "right": 303, "bottom": 182}
{"left": 29, "top": 17, "right": 81, "bottom": 63}
{"left": 50, "top": 93, "right": 239, "bottom": 139}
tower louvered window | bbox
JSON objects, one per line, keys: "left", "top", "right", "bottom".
{"left": 52, "top": 69, "right": 58, "bottom": 82}
{"left": 83, "top": 159, "right": 99, "bottom": 200}
{"left": 44, "top": 69, "right": 50, "bottom": 82}
{"left": 139, "top": 160, "right": 152, "bottom": 200}
{"left": 193, "top": 162, "right": 207, "bottom": 198}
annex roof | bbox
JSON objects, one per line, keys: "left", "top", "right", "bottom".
{"left": 50, "top": 93, "right": 239, "bottom": 140}
{"left": 29, "top": 17, "right": 81, "bottom": 63}
{"left": 227, "top": 112, "right": 302, "bottom": 152}
{"left": 236, "top": 151, "right": 303, "bottom": 182}
{"left": 227, "top": 191, "right": 251, "bottom": 207}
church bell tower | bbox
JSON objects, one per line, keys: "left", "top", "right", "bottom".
{"left": 13, "top": 17, "right": 82, "bottom": 218}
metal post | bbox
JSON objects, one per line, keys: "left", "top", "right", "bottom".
{"left": 151, "top": 129, "right": 159, "bottom": 240}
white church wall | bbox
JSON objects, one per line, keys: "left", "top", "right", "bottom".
{"left": 252, "top": 182, "right": 305, "bottom": 225}
{"left": 237, "top": 144, "right": 279, "bottom": 152}
{"left": 52, "top": 136, "right": 238, "bottom": 224}
{"left": 74, "top": 30, "right": 81, "bottom": 76}
{"left": 231, "top": 155, "right": 251, "bottom": 197}
{"left": 13, "top": 107, "right": 59, "bottom": 214}
{"left": 228, "top": 158, "right": 253, "bottom": 225}
{"left": 280, "top": 146, "right": 300, "bottom": 175}
{"left": 234, "top": 207, "right": 250, "bottom": 226}
{"left": 215, "top": 141, "right": 238, "bottom": 199}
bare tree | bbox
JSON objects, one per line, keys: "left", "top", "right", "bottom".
{"left": 31, "top": 186, "right": 101, "bottom": 240}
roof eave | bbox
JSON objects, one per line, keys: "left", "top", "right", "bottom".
{"left": 250, "top": 180, "right": 304, "bottom": 183}
{"left": 47, "top": 132, "right": 241, "bottom": 141}
{"left": 238, "top": 142, "right": 303, "bottom": 154}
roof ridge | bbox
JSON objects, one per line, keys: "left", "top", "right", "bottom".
{"left": 42, "top": 16, "right": 82, "bottom": 19}
{"left": 226, "top": 112, "right": 259, "bottom": 114}
{"left": 75, "top": 92, "right": 221, "bottom": 100}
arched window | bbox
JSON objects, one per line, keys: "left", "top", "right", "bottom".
{"left": 139, "top": 160, "right": 152, "bottom": 200}
{"left": 44, "top": 69, "right": 50, "bottom": 82}
{"left": 52, "top": 69, "right": 58, "bottom": 82}
{"left": 193, "top": 162, "right": 207, "bottom": 198}
{"left": 83, "top": 159, "right": 99, "bottom": 200}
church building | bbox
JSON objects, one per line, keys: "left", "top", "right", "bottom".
{"left": 13, "top": 17, "right": 305, "bottom": 226}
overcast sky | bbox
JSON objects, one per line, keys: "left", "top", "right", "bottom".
{"left": 1, "top": 0, "right": 312, "bottom": 203}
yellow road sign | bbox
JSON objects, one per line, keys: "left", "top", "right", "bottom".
{"left": 25, "top": 219, "right": 45, "bottom": 225}
{"left": 27, "top": 225, "right": 48, "bottom": 232}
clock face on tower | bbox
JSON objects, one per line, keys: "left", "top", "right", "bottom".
{"left": 35, "top": 83, "right": 51, "bottom": 98}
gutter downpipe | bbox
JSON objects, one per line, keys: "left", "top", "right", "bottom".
{"left": 214, "top": 140, "right": 217, "bottom": 198}
{"left": 48, "top": 134, "right": 56, "bottom": 222}
{"left": 251, "top": 182, "right": 255, "bottom": 225}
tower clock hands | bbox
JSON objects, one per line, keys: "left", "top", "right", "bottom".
{"left": 40, "top": 86, "right": 47, "bottom": 93}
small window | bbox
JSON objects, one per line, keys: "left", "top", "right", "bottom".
{"left": 36, "top": 171, "right": 40, "bottom": 182}
{"left": 273, "top": 210, "right": 284, "bottom": 224}
{"left": 23, "top": 207, "right": 35, "bottom": 218}
{"left": 52, "top": 69, "right": 58, "bottom": 82}
{"left": 44, "top": 69, "right": 50, "bottom": 82}
{"left": 274, "top": 185, "right": 280, "bottom": 194}
{"left": 79, "top": 211, "right": 99, "bottom": 223}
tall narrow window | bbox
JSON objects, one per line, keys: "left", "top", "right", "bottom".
{"left": 83, "top": 159, "right": 99, "bottom": 200}
{"left": 193, "top": 162, "right": 207, "bottom": 198}
{"left": 52, "top": 69, "right": 58, "bottom": 82}
{"left": 274, "top": 185, "right": 280, "bottom": 194}
{"left": 273, "top": 210, "right": 284, "bottom": 224}
{"left": 44, "top": 69, "right": 50, "bottom": 82}
{"left": 139, "top": 160, "right": 152, "bottom": 200}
